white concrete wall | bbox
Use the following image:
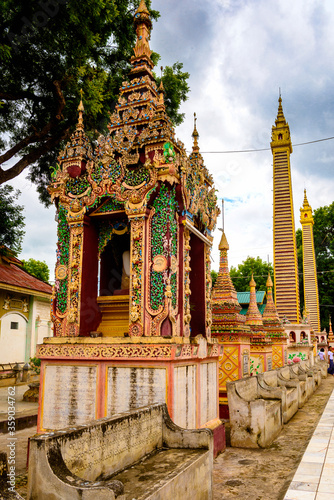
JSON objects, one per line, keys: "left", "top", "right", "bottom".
{"left": 41, "top": 365, "right": 98, "bottom": 430}
{"left": 173, "top": 365, "right": 196, "bottom": 429}
{"left": 107, "top": 366, "right": 167, "bottom": 415}
{"left": 30, "top": 298, "right": 51, "bottom": 357}
{"left": 0, "top": 312, "right": 28, "bottom": 363}
{"left": 200, "top": 362, "right": 218, "bottom": 426}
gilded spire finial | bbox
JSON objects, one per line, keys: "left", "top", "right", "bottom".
{"left": 245, "top": 273, "right": 264, "bottom": 327}
{"left": 192, "top": 112, "right": 200, "bottom": 153}
{"left": 132, "top": 0, "right": 152, "bottom": 62}
{"left": 218, "top": 230, "right": 229, "bottom": 251}
{"left": 277, "top": 95, "right": 285, "bottom": 122}
{"left": 266, "top": 272, "right": 273, "bottom": 288}
{"left": 77, "top": 89, "right": 84, "bottom": 131}
{"left": 250, "top": 273, "right": 256, "bottom": 288}
{"left": 158, "top": 66, "right": 165, "bottom": 107}
{"left": 303, "top": 188, "right": 311, "bottom": 209}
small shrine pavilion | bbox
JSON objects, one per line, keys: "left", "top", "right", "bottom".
{"left": 328, "top": 319, "right": 334, "bottom": 348}
{"left": 37, "top": 0, "right": 225, "bottom": 452}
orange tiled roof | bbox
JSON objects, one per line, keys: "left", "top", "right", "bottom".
{"left": 0, "top": 260, "right": 52, "bottom": 295}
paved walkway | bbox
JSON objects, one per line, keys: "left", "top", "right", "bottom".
{"left": 284, "top": 386, "right": 334, "bottom": 500}
{"left": 0, "top": 385, "right": 38, "bottom": 422}
{"left": 213, "top": 376, "right": 334, "bottom": 500}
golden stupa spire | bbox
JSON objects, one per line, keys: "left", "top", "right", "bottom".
{"left": 132, "top": 0, "right": 152, "bottom": 63}
{"left": 192, "top": 113, "right": 200, "bottom": 153}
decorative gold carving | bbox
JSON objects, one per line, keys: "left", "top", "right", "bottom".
{"left": 65, "top": 222, "right": 84, "bottom": 334}
{"left": 183, "top": 227, "right": 191, "bottom": 336}
{"left": 205, "top": 246, "right": 212, "bottom": 337}
{"left": 129, "top": 217, "right": 145, "bottom": 336}
{"left": 152, "top": 255, "right": 167, "bottom": 272}
{"left": 55, "top": 265, "right": 68, "bottom": 280}
{"left": 37, "top": 343, "right": 173, "bottom": 359}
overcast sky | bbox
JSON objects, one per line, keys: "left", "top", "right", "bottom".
{"left": 10, "top": 0, "right": 334, "bottom": 281}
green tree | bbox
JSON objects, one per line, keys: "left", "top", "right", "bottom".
{"left": 0, "top": 185, "right": 25, "bottom": 256}
{"left": 21, "top": 258, "right": 50, "bottom": 282}
{"left": 230, "top": 256, "right": 274, "bottom": 292}
{"left": 156, "top": 63, "right": 190, "bottom": 126}
{"left": 297, "top": 202, "right": 334, "bottom": 330}
{"left": 211, "top": 270, "right": 218, "bottom": 288}
{"left": 0, "top": 0, "right": 190, "bottom": 204}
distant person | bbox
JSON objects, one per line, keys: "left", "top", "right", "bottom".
{"left": 318, "top": 347, "right": 325, "bottom": 361}
{"left": 328, "top": 346, "right": 334, "bottom": 375}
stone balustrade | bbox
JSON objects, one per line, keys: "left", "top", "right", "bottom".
{"left": 27, "top": 403, "right": 214, "bottom": 500}
{"left": 226, "top": 376, "right": 283, "bottom": 448}
{"left": 257, "top": 370, "right": 298, "bottom": 424}
{"left": 227, "top": 360, "right": 327, "bottom": 449}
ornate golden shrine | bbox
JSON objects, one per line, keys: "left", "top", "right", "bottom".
{"left": 38, "top": 3, "right": 225, "bottom": 453}
{"left": 48, "top": 0, "right": 219, "bottom": 340}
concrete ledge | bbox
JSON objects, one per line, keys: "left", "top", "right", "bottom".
{"left": 0, "top": 414, "right": 37, "bottom": 434}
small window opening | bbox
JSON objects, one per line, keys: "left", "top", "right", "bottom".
{"left": 10, "top": 322, "right": 19, "bottom": 330}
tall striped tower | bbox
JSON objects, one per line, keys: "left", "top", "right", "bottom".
{"left": 300, "top": 189, "right": 321, "bottom": 332}
{"left": 271, "top": 97, "right": 300, "bottom": 323}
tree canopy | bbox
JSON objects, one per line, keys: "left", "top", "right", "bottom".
{"left": 229, "top": 256, "right": 274, "bottom": 292}
{"left": 0, "top": 0, "right": 190, "bottom": 204}
{"left": 0, "top": 185, "right": 25, "bottom": 256}
{"left": 297, "top": 201, "right": 334, "bottom": 330}
{"left": 21, "top": 258, "right": 50, "bottom": 282}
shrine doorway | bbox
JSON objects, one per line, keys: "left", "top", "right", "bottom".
{"left": 189, "top": 233, "right": 206, "bottom": 337}
{"left": 96, "top": 224, "right": 131, "bottom": 337}
{"left": 99, "top": 232, "right": 130, "bottom": 297}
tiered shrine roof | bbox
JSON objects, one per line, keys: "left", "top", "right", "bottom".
{"left": 48, "top": 0, "right": 219, "bottom": 234}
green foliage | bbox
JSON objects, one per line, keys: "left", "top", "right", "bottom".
{"left": 297, "top": 202, "right": 334, "bottom": 330}
{"left": 21, "top": 258, "right": 50, "bottom": 282}
{"left": 0, "top": 0, "right": 189, "bottom": 203}
{"left": 0, "top": 185, "right": 25, "bottom": 256}
{"left": 156, "top": 62, "right": 190, "bottom": 126}
{"left": 229, "top": 256, "right": 274, "bottom": 292}
{"left": 211, "top": 270, "right": 218, "bottom": 288}
{"left": 29, "top": 356, "right": 41, "bottom": 375}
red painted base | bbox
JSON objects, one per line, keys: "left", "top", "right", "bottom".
{"left": 219, "top": 403, "right": 229, "bottom": 420}
{"left": 212, "top": 422, "right": 226, "bottom": 457}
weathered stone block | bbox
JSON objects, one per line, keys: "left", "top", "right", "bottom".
{"left": 227, "top": 376, "right": 282, "bottom": 448}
